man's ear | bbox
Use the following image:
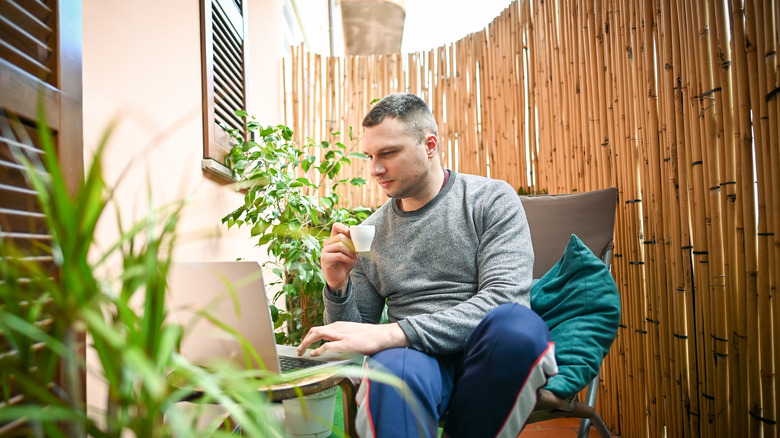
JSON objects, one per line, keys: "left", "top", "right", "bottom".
{"left": 424, "top": 134, "right": 438, "bottom": 158}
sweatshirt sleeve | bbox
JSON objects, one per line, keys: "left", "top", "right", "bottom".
{"left": 322, "top": 280, "right": 361, "bottom": 324}
{"left": 322, "top": 261, "right": 386, "bottom": 325}
{"left": 396, "top": 182, "right": 534, "bottom": 355}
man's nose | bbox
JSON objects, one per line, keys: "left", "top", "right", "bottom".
{"left": 370, "top": 159, "right": 385, "bottom": 177}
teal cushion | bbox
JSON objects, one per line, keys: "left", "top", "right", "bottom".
{"left": 530, "top": 234, "right": 621, "bottom": 399}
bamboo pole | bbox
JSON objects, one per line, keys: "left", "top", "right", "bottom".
{"left": 567, "top": 0, "right": 580, "bottom": 193}
{"left": 637, "top": 0, "right": 676, "bottom": 435}
{"left": 727, "top": 1, "right": 763, "bottom": 435}
{"left": 510, "top": 2, "right": 528, "bottom": 191}
{"left": 576, "top": 0, "right": 591, "bottom": 192}
{"left": 487, "top": 19, "right": 501, "bottom": 181}
{"left": 764, "top": 0, "right": 780, "bottom": 429}
{"left": 525, "top": 0, "right": 539, "bottom": 192}
{"left": 593, "top": 0, "right": 611, "bottom": 191}
{"left": 758, "top": 0, "right": 780, "bottom": 430}
{"left": 745, "top": 0, "right": 777, "bottom": 435}
{"left": 507, "top": 5, "right": 524, "bottom": 189}
{"left": 452, "top": 41, "right": 466, "bottom": 175}
{"left": 608, "top": 2, "right": 640, "bottom": 435}
{"left": 458, "top": 40, "right": 469, "bottom": 177}
{"left": 602, "top": 1, "right": 628, "bottom": 434}
{"left": 588, "top": 0, "right": 620, "bottom": 429}
{"left": 557, "top": 0, "right": 574, "bottom": 193}
{"left": 621, "top": 1, "right": 646, "bottom": 434}
{"left": 672, "top": 0, "right": 702, "bottom": 432}
{"left": 692, "top": 0, "right": 731, "bottom": 433}
{"left": 657, "top": 0, "right": 693, "bottom": 435}
{"left": 679, "top": 0, "right": 717, "bottom": 433}
{"left": 282, "top": 57, "right": 289, "bottom": 126}
{"left": 291, "top": 44, "right": 300, "bottom": 142}
{"left": 623, "top": 1, "right": 664, "bottom": 435}
{"left": 549, "top": 0, "right": 564, "bottom": 192}
{"left": 707, "top": 0, "right": 745, "bottom": 433}
{"left": 578, "top": 0, "right": 597, "bottom": 192}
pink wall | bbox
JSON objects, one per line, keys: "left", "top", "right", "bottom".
{"left": 82, "top": 0, "right": 289, "bottom": 415}
{"left": 82, "top": 0, "right": 287, "bottom": 264}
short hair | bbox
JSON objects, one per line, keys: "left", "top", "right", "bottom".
{"left": 362, "top": 93, "right": 439, "bottom": 144}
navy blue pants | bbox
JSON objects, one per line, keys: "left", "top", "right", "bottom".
{"left": 354, "top": 303, "right": 557, "bottom": 438}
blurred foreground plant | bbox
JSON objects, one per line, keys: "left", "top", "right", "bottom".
{"left": 0, "top": 108, "right": 283, "bottom": 437}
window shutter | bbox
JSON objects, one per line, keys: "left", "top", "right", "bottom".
{"left": 201, "top": 0, "right": 246, "bottom": 167}
{"left": 0, "top": 0, "right": 57, "bottom": 263}
{"left": 0, "top": 0, "right": 84, "bottom": 434}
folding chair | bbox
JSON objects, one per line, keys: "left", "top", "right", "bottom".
{"left": 340, "top": 188, "right": 620, "bottom": 438}
{"left": 519, "top": 187, "right": 619, "bottom": 438}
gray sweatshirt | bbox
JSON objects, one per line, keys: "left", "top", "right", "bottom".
{"left": 323, "top": 171, "right": 534, "bottom": 355}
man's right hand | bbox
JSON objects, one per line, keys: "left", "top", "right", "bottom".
{"left": 321, "top": 223, "right": 358, "bottom": 293}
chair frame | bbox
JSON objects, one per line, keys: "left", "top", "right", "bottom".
{"left": 340, "top": 188, "right": 619, "bottom": 437}
{"left": 521, "top": 187, "right": 618, "bottom": 438}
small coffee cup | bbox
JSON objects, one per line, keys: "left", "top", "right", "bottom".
{"left": 350, "top": 225, "right": 375, "bottom": 252}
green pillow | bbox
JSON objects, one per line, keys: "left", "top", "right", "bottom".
{"left": 530, "top": 234, "right": 621, "bottom": 399}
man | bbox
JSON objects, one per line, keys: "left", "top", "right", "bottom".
{"left": 297, "top": 93, "right": 557, "bottom": 437}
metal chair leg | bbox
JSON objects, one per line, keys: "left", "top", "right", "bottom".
{"left": 577, "top": 374, "right": 600, "bottom": 438}
{"left": 578, "top": 417, "right": 593, "bottom": 438}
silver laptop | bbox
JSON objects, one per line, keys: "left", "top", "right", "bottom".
{"left": 166, "top": 260, "right": 353, "bottom": 375}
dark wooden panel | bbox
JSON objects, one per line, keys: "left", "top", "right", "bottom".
{"left": 0, "top": 0, "right": 83, "bottom": 434}
{"left": 23, "top": 0, "right": 54, "bottom": 23}
{"left": 214, "top": 101, "right": 241, "bottom": 131}
{"left": 0, "top": 208, "right": 48, "bottom": 235}
{"left": 0, "top": 0, "right": 54, "bottom": 82}
{"left": 0, "top": 58, "right": 61, "bottom": 128}
{"left": 0, "top": 39, "right": 52, "bottom": 83}
{"left": 0, "top": 13, "right": 53, "bottom": 66}
{"left": 214, "top": 75, "right": 243, "bottom": 113}
{"left": 0, "top": 183, "right": 41, "bottom": 212}
{"left": 213, "top": 42, "right": 243, "bottom": 84}
{"left": 0, "top": 231, "right": 53, "bottom": 256}
{"left": 213, "top": 56, "right": 244, "bottom": 94}
{"left": 213, "top": 18, "right": 242, "bottom": 62}
{"left": 0, "top": 0, "right": 53, "bottom": 43}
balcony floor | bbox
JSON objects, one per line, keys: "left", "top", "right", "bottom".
{"left": 520, "top": 418, "right": 618, "bottom": 437}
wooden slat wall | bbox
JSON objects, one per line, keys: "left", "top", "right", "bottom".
{"left": 286, "top": 0, "right": 779, "bottom": 436}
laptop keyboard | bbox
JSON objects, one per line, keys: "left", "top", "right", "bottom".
{"left": 279, "top": 356, "right": 326, "bottom": 373}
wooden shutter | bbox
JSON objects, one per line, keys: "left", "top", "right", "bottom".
{"left": 0, "top": 0, "right": 83, "bottom": 434}
{"left": 201, "top": 0, "right": 246, "bottom": 167}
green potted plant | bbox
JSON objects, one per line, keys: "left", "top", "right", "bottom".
{"left": 0, "top": 112, "right": 285, "bottom": 437}
{"left": 222, "top": 111, "right": 372, "bottom": 346}
{"left": 220, "top": 113, "right": 371, "bottom": 438}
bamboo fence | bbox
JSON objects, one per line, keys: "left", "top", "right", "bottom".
{"left": 283, "top": 0, "right": 779, "bottom": 436}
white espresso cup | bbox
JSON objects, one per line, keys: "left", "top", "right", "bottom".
{"left": 350, "top": 225, "right": 375, "bottom": 252}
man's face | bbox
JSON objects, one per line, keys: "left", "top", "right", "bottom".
{"left": 363, "top": 117, "right": 431, "bottom": 200}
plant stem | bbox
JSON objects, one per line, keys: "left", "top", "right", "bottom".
{"left": 63, "top": 326, "right": 86, "bottom": 437}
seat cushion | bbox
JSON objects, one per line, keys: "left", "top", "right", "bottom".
{"left": 530, "top": 234, "right": 621, "bottom": 399}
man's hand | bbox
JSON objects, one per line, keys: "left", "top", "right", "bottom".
{"left": 321, "top": 223, "right": 358, "bottom": 292}
{"left": 297, "top": 322, "right": 410, "bottom": 357}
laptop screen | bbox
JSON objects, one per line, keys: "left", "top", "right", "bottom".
{"left": 166, "top": 261, "right": 283, "bottom": 372}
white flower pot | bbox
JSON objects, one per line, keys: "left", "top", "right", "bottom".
{"left": 281, "top": 386, "right": 338, "bottom": 438}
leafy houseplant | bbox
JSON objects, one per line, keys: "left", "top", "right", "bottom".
{"left": 222, "top": 111, "right": 372, "bottom": 345}
{"left": 0, "top": 111, "right": 284, "bottom": 437}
